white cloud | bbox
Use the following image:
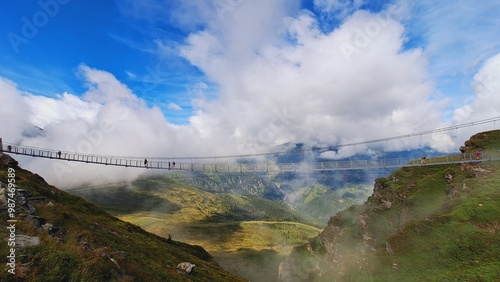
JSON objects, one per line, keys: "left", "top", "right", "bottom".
{"left": 3, "top": 1, "right": 500, "bottom": 188}
{"left": 2, "top": 65, "right": 252, "bottom": 187}
{"left": 23, "top": 93, "right": 101, "bottom": 129}
{"left": 401, "top": 0, "right": 500, "bottom": 106}
{"left": 125, "top": 71, "right": 137, "bottom": 79}
{"left": 314, "top": 0, "right": 365, "bottom": 19}
{"left": 179, "top": 7, "right": 446, "bottom": 153}
{"left": 451, "top": 53, "right": 500, "bottom": 140}
{"left": 167, "top": 102, "right": 182, "bottom": 111}
{"left": 0, "top": 78, "right": 33, "bottom": 142}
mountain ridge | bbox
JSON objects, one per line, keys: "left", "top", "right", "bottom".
{"left": 278, "top": 130, "right": 500, "bottom": 281}
{"left": 0, "top": 153, "right": 245, "bottom": 281}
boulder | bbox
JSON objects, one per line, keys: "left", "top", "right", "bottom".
{"left": 16, "top": 235, "right": 41, "bottom": 248}
{"left": 176, "top": 262, "right": 195, "bottom": 274}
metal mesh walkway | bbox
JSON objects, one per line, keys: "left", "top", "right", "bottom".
{"left": 2, "top": 140, "right": 499, "bottom": 173}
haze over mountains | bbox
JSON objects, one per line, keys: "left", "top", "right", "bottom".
{"left": 2, "top": 130, "right": 499, "bottom": 281}
{"left": 1, "top": 1, "right": 500, "bottom": 280}
{"left": 1, "top": 1, "right": 500, "bottom": 189}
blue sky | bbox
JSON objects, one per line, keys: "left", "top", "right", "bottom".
{"left": 1, "top": 0, "right": 500, "bottom": 186}
{"left": 2, "top": 0, "right": 496, "bottom": 124}
{"left": 0, "top": 1, "right": 189, "bottom": 120}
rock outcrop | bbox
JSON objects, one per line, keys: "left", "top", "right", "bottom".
{"left": 278, "top": 130, "right": 500, "bottom": 281}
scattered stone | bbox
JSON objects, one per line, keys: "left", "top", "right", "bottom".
{"left": 42, "top": 223, "right": 54, "bottom": 233}
{"left": 79, "top": 240, "right": 92, "bottom": 252}
{"left": 391, "top": 263, "right": 398, "bottom": 270}
{"left": 383, "top": 200, "right": 392, "bottom": 209}
{"left": 386, "top": 242, "right": 394, "bottom": 255}
{"left": 16, "top": 235, "right": 41, "bottom": 248}
{"left": 176, "top": 262, "right": 195, "bottom": 274}
{"left": 109, "top": 257, "right": 120, "bottom": 269}
{"left": 23, "top": 215, "right": 46, "bottom": 228}
{"left": 41, "top": 223, "right": 66, "bottom": 241}
{"left": 444, "top": 171, "right": 454, "bottom": 183}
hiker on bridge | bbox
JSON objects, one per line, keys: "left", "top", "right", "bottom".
{"left": 420, "top": 155, "right": 426, "bottom": 164}
{"left": 475, "top": 150, "right": 481, "bottom": 160}
{"left": 144, "top": 159, "right": 148, "bottom": 167}
{"left": 168, "top": 161, "right": 171, "bottom": 170}
{"left": 172, "top": 161, "right": 176, "bottom": 169}
{"left": 57, "top": 151, "right": 62, "bottom": 158}
{"left": 460, "top": 146, "right": 466, "bottom": 159}
{"left": 7, "top": 145, "right": 12, "bottom": 152}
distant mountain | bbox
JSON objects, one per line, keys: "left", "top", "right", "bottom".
{"left": 278, "top": 130, "right": 500, "bottom": 281}
{"left": 0, "top": 154, "right": 245, "bottom": 281}
{"left": 169, "top": 171, "right": 285, "bottom": 200}
{"left": 162, "top": 145, "right": 442, "bottom": 226}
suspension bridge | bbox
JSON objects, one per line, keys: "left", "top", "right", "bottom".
{"left": 2, "top": 138, "right": 499, "bottom": 174}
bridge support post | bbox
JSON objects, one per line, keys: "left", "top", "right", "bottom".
{"left": 0, "top": 138, "right": 3, "bottom": 154}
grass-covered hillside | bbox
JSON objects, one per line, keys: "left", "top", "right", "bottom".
{"left": 283, "top": 183, "right": 373, "bottom": 225}
{"left": 279, "top": 130, "right": 500, "bottom": 281}
{"left": 0, "top": 154, "right": 245, "bottom": 281}
{"left": 70, "top": 174, "right": 321, "bottom": 282}
{"left": 170, "top": 171, "right": 285, "bottom": 200}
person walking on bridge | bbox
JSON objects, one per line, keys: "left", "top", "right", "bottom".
{"left": 420, "top": 155, "right": 426, "bottom": 164}
{"left": 460, "top": 146, "right": 466, "bottom": 159}
{"left": 144, "top": 159, "right": 148, "bottom": 168}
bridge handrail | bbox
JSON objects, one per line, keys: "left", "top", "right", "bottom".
{"left": 2, "top": 141, "right": 500, "bottom": 172}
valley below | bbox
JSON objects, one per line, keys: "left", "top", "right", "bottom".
{"left": 69, "top": 175, "right": 325, "bottom": 281}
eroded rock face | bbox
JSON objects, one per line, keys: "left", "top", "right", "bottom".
{"left": 278, "top": 178, "right": 421, "bottom": 281}
{"left": 460, "top": 162, "right": 492, "bottom": 177}
{"left": 444, "top": 171, "right": 454, "bottom": 183}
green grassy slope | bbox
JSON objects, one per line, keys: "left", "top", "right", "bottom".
{"left": 70, "top": 174, "right": 321, "bottom": 282}
{"left": 0, "top": 155, "right": 245, "bottom": 282}
{"left": 286, "top": 183, "right": 373, "bottom": 225}
{"left": 170, "top": 171, "right": 284, "bottom": 200}
{"left": 280, "top": 130, "right": 500, "bottom": 281}
{"left": 71, "top": 175, "right": 314, "bottom": 225}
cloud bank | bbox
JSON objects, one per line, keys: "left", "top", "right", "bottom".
{"left": 1, "top": 1, "right": 499, "bottom": 187}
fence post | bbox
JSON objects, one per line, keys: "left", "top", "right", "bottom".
{"left": 0, "top": 138, "right": 3, "bottom": 153}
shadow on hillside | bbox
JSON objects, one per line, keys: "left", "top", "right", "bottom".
{"left": 179, "top": 221, "right": 244, "bottom": 245}
{"left": 214, "top": 248, "right": 283, "bottom": 282}
{"left": 70, "top": 186, "right": 182, "bottom": 215}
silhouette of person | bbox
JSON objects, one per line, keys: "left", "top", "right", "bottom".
{"left": 7, "top": 145, "right": 12, "bottom": 152}
{"left": 172, "top": 161, "right": 176, "bottom": 169}
{"left": 168, "top": 161, "right": 171, "bottom": 170}
{"left": 144, "top": 159, "right": 148, "bottom": 167}
{"left": 459, "top": 146, "right": 466, "bottom": 159}
{"left": 57, "top": 151, "right": 62, "bottom": 158}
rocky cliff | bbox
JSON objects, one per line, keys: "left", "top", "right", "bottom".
{"left": 278, "top": 130, "right": 500, "bottom": 281}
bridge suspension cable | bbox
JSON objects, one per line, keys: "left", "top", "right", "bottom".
{"left": 1, "top": 140, "right": 499, "bottom": 173}
{"left": 1, "top": 116, "right": 499, "bottom": 162}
